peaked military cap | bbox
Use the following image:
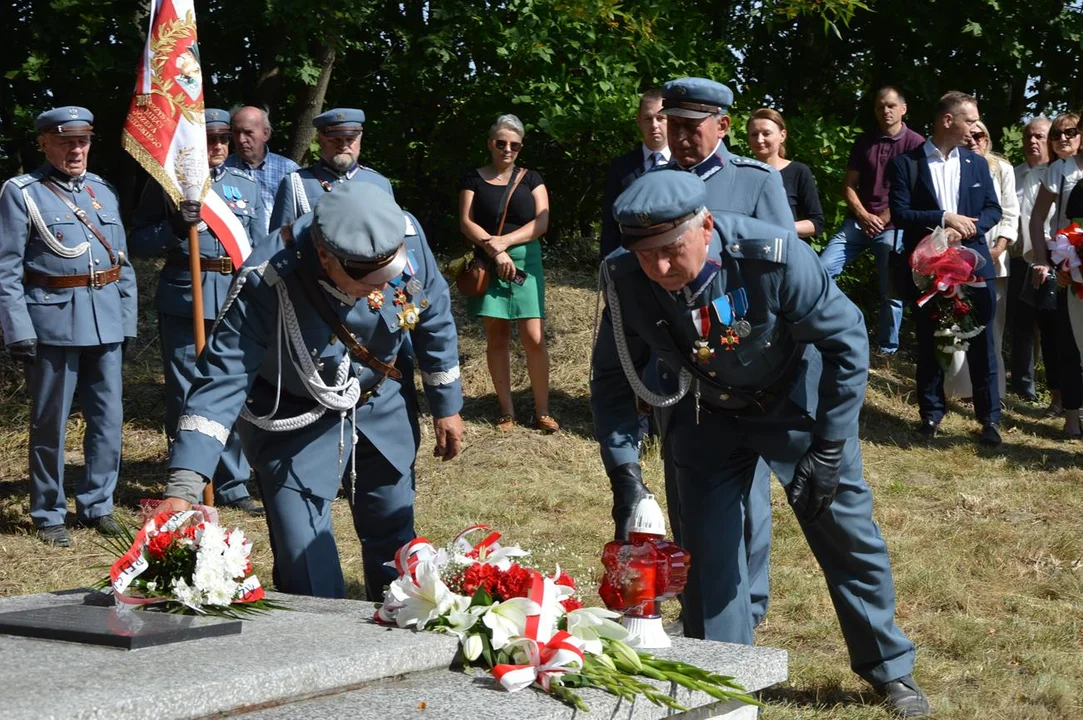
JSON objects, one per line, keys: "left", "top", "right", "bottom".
{"left": 660, "top": 78, "right": 734, "bottom": 119}
{"left": 35, "top": 106, "right": 94, "bottom": 135}
{"left": 205, "top": 108, "right": 230, "bottom": 130}
{"left": 313, "top": 108, "right": 365, "bottom": 137}
{"left": 314, "top": 182, "right": 407, "bottom": 284}
{"left": 613, "top": 168, "right": 708, "bottom": 251}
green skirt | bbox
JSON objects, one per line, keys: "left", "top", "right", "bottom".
{"left": 467, "top": 240, "right": 545, "bottom": 320}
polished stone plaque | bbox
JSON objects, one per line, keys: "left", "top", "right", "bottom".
{"left": 0, "top": 604, "right": 241, "bottom": 649}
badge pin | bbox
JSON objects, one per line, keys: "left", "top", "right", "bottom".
{"left": 692, "top": 338, "right": 715, "bottom": 365}
{"left": 397, "top": 303, "right": 420, "bottom": 331}
{"left": 367, "top": 291, "right": 384, "bottom": 311}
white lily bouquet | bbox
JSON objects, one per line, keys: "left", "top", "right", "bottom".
{"left": 375, "top": 526, "right": 758, "bottom": 712}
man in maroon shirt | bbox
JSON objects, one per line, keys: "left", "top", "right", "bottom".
{"left": 819, "top": 86, "right": 924, "bottom": 355}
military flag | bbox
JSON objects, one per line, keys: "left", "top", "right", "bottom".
{"left": 122, "top": 0, "right": 250, "bottom": 267}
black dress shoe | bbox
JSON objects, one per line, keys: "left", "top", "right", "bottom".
{"left": 78, "top": 514, "right": 124, "bottom": 537}
{"left": 979, "top": 422, "right": 1002, "bottom": 447}
{"left": 917, "top": 419, "right": 939, "bottom": 437}
{"left": 875, "top": 674, "right": 932, "bottom": 718}
{"left": 37, "top": 524, "right": 72, "bottom": 547}
{"left": 221, "top": 497, "right": 265, "bottom": 516}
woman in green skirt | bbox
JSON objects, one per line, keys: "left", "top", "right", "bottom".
{"left": 459, "top": 114, "right": 558, "bottom": 433}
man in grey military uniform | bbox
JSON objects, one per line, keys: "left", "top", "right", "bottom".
{"left": 592, "top": 169, "right": 931, "bottom": 718}
{"left": 0, "top": 107, "right": 137, "bottom": 546}
{"left": 130, "top": 108, "right": 268, "bottom": 515}
{"left": 607, "top": 77, "right": 793, "bottom": 632}
{"left": 267, "top": 108, "right": 395, "bottom": 237}
{"left": 157, "top": 182, "right": 464, "bottom": 600}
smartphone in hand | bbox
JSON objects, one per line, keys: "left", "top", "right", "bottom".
{"left": 511, "top": 269, "right": 527, "bottom": 286}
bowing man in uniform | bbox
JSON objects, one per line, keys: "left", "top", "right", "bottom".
{"left": 157, "top": 182, "right": 464, "bottom": 599}
{"left": 608, "top": 77, "right": 792, "bottom": 631}
{"left": 268, "top": 108, "right": 395, "bottom": 235}
{"left": 592, "top": 168, "right": 931, "bottom": 718}
{"left": 130, "top": 108, "right": 268, "bottom": 515}
{"left": 0, "top": 107, "right": 137, "bottom": 546}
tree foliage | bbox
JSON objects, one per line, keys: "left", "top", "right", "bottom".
{"left": 2, "top": 0, "right": 1082, "bottom": 255}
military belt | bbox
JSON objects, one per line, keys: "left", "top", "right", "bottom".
{"left": 165, "top": 253, "right": 234, "bottom": 274}
{"left": 24, "top": 266, "right": 121, "bottom": 289}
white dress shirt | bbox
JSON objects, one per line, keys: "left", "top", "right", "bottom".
{"left": 924, "top": 139, "right": 961, "bottom": 218}
{"left": 641, "top": 144, "right": 671, "bottom": 173}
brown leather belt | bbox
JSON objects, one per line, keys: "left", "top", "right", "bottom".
{"left": 24, "top": 265, "right": 121, "bottom": 289}
{"left": 165, "top": 254, "right": 234, "bottom": 274}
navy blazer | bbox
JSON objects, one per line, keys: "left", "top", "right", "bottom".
{"left": 600, "top": 146, "right": 647, "bottom": 259}
{"left": 889, "top": 144, "right": 1002, "bottom": 280}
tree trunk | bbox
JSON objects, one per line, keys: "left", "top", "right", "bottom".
{"left": 284, "top": 43, "right": 336, "bottom": 165}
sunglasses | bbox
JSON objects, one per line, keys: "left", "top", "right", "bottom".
{"left": 207, "top": 134, "right": 231, "bottom": 145}
{"left": 1051, "top": 127, "right": 1081, "bottom": 141}
{"left": 495, "top": 139, "right": 523, "bottom": 152}
{"left": 971, "top": 132, "right": 987, "bottom": 141}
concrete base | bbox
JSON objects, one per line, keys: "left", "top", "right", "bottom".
{"left": 0, "top": 589, "right": 787, "bottom": 720}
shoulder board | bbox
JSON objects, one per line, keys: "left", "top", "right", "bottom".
{"left": 223, "top": 166, "right": 254, "bottom": 181}
{"left": 404, "top": 214, "right": 418, "bottom": 237}
{"left": 729, "top": 156, "right": 774, "bottom": 173}
{"left": 8, "top": 172, "right": 41, "bottom": 189}
{"left": 85, "top": 172, "right": 118, "bottom": 194}
{"left": 261, "top": 250, "right": 299, "bottom": 287}
{"left": 725, "top": 237, "right": 786, "bottom": 264}
{"left": 601, "top": 247, "right": 640, "bottom": 281}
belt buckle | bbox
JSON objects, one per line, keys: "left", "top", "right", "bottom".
{"left": 89, "top": 269, "right": 103, "bottom": 289}
{"left": 220, "top": 256, "right": 233, "bottom": 274}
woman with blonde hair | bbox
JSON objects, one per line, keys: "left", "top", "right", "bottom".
{"left": 459, "top": 114, "right": 558, "bottom": 433}
{"left": 1030, "top": 112, "right": 1083, "bottom": 438}
{"left": 944, "top": 120, "right": 1018, "bottom": 400}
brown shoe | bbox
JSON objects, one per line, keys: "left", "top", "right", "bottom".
{"left": 496, "top": 414, "right": 516, "bottom": 431}
{"left": 535, "top": 415, "right": 560, "bottom": 434}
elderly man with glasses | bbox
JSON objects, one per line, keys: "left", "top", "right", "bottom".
{"left": 130, "top": 107, "right": 269, "bottom": 515}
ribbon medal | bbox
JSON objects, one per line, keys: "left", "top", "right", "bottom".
{"left": 85, "top": 185, "right": 103, "bottom": 210}
{"left": 711, "top": 289, "right": 751, "bottom": 346}
{"left": 393, "top": 288, "right": 408, "bottom": 307}
{"left": 690, "top": 306, "right": 714, "bottom": 364}
{"left": 397, "top": 303, "right": 420, "bottom": 331}
{"left": 367, "top": 290, "right": 384, "bottom": 311}
{"left": 406, "top": 277, "right": 422, "bottom": 296}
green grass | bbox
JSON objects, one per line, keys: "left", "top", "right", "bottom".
{"left": 1, "top": 260, "right": 1082, "bottom": 718}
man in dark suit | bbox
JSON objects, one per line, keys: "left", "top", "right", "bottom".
{"left": 600, "top": 89, "right": 670, "bottom": 259}
{"left": 890, "top": 91, "right": 1003, "bottom": 446}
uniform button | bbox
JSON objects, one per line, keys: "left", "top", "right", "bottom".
{"left": 44, "top": 294, "right": 50, "bottom": 300}
{"left": 720, "top": 393, "right": 730, "bottom": 401}
{"left": 764, "top": 341, "right": 772, "bottom": 349}
{"left": 662, "top": 373, "right": 669, "bottom": 380}
{"left": 94, "top": 258, "right": 100, "bottom": 265}
{"left": 730, "top": 243, "right": 740, "bottom": 252}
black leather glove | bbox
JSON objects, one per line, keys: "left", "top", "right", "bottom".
{"left": 786, "top": 437, "right": 847, "bottom": 524}
{"left": 170, "top": 199, "right": 203, "bottom": 234}
{"left": 8, "top": 338, "right": 37, "bottom": 364}
{"left": 608, "top": 463, "right": 650, "bottom": 541}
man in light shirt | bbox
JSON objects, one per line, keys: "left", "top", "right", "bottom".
{"left": 889, "top": 91, "right": 1003, "bottom": 446}
{"left": 225, "top": 106, "right": 300, "bottom": 233}
{"left": 1008, "top": 117, "right": 1052, "bottom": 401}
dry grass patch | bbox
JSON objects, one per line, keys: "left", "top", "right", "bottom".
{"left": 1, "top": 264, "right": 1082, "bottom": 718}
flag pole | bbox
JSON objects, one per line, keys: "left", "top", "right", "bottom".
{"left": 187, "top": 223, "right": 214, "bottom": 507}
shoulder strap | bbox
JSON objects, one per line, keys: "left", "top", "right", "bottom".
{"left": 41, "top": 180, "right": 116, "bottom": 265}
{"left": 279, "top": 225, "right": 401, "bottom": 380}
{"left": 495, "top": 167, "right": 527, "bottom": 236}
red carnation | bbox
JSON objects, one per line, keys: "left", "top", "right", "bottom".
{"left": 553, "top": 570, "right": 577, "bottom": 590}
{"left": 952, "top": 300, "right": 970, "bottom": 318}
{"left": 147, "top": 531, "right": 177, "bottom": 560}
{"left": 561, "top": 597, "right": 584, "bottom": 613}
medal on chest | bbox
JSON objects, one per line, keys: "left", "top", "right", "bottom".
{"left": 711, "top": 288, "right": 750, "bottom": 349}
{"left": 690, "top": 306, "right": 715, "bottom": 364}
{"left": 85, "top": 185, "right": 103, "bottom": 211}
{"left": 393, "top": 288, "right": 408, "bottom": 307}
{"left": 397, "top": 303, "right": 420, "bottom": 331}
{"left": 367, "top": 290, "right": 384, "bottom": 310}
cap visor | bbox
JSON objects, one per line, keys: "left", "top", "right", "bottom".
{"left": 660, "top": 107, "right": 713, "bottom": 120}
{"left": 320, "top": 127, "right": 363, "bottom": 137}
{"left": 346, "top": 245, "right": 407, "bottom": 286}
{"left": 623, "top": 217, "right": 698, "bottom": 251}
